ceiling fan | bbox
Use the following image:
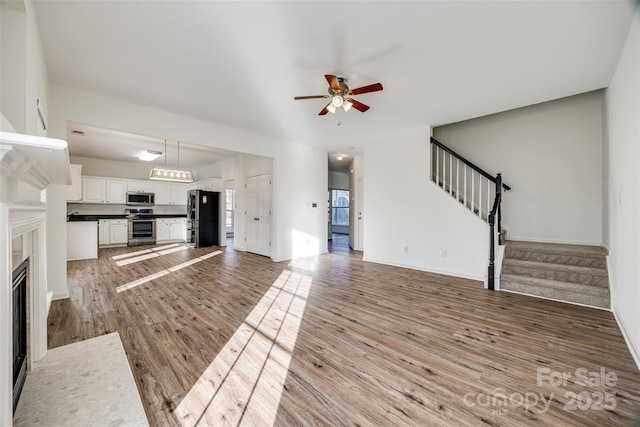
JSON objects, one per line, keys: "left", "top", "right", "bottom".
{"left": 294, "top": 74, "right": 383, "bottom": 116}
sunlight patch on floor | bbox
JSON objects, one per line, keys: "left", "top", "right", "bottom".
{"left": 174, "top": 269, "right": 312, "bottom": 426}
{"left": 111, "top": 243, "right": 182, "bottom": 260}
{"left": 115, "top": 250, "right": 223, "bottom": 293}
{"left": 115, "top": 245, "right": 191, "bottom": 266}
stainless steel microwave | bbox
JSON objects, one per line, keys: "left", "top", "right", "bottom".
{"left": 126, "top": 192, "right": 155, "bottom": 206}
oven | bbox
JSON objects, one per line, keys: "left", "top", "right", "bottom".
{"left": 126, "top": 208, "right": 156, "bottom": 246}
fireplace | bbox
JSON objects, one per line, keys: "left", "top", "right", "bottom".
{"left": 12, "top": 259, "right": 28, "bottom": 414}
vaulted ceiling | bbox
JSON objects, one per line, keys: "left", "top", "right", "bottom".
{"left": 34, "top": 1, "right": 636, "bottom": 164}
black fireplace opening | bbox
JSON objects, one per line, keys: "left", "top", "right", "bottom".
{"left": 12, "top": 258, "right": 28, "bottom": 415}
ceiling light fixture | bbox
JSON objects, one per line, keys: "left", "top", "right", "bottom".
{"left": 336, "top": 155, "right": 344, "bottom": 161}
{"left": 138, "top": 149, "right": 162, "bottom": 161}
{"left": 149, "top": 140, "right": 194, "bottom": 183}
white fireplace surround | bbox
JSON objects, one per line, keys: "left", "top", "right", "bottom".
{"left": 1, "top": 205, "right": 49, "bottom": 424}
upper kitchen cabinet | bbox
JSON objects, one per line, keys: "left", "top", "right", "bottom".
{"left": 127, "top": 180, "right": 154, "bottom": 193}
{"left": 82, "top": 176, "right": 127, "bottom": 204}
{"left": 154, "top": 182, "right": 187, "bottom": 205}
{"left": 189, "top": 178, "right": 222, "bottom": 192}
{"left": 66, "top": 164, "right": 83, "bottom": 201}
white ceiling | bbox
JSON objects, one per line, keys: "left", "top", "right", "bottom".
{"left": 66, "top": 122, "right": 238, "bottom": 169}
{"left": 33, "top": 1, "right": 636, "bottom": 166}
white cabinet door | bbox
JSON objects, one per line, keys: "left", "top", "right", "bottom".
{"left": 127, "top": 180, "right": 154, "bottom": 193}
{"left": 154, "top": 183, "right": 171, "bottom": 205}
{"left": 83, "top": 177, "right": 105, "bottom": 203}
{"left": 106, "top": 180, "right": 127, "bottom": 204}
{"left": 156, "top": 219, "right": 170, "bottom": 241}
{"left": 169, "top": 219, "right": 185, "bottom": 241}
{"left": 171, "top": 184, "right": 187, "bottom": 206}
{"left": 66, "top": 164, "right": 83, "bottom": 201}
{"left": 98, "top": 220, "right": 109, "bottom": 245}
{"left": 109, "top": 220, "right": 128, "bottom": 244}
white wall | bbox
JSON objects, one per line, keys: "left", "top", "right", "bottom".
{"left": 49, "top": 84, "right": 327, "bottom": 262}
{"left": 0, "top": 1, "right": 53, "bottom": 424}
{"left": 604, "top": 4, "right": 640, "bottom": 367}
{"left": 364, "top": 127, "right": 488, "bottom": 281}
{"left": 434, "top": 90, "right": 604, "bottom": 245}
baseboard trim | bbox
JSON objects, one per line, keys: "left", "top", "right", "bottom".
{"left": 362, "top": 256, "right": 484, "bottom": 284}
{"left": 52, "top": 291, "right": 70, "bottom": 301}
{"left": 613, "top": 310, "right": 640, "bottom": 372}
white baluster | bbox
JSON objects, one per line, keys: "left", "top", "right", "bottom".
{"left": 435, "top": 146, "right": 439, "bottom": 185}
{"left": 487, "top": 178, "right": 491, "bottom": 220}
{"left": 449, "top": 153, "right": 453, "bottom": 195}
{"left": 478, "top": 176, "right": 482, "bottom": 218}
{"left": 464, "top": 165, "right": 468, "bottom": 208}
{"left": 456, "top": 159, "right": 460, "bottom": 202}
{"left": 471, "top": 171, "right": 475, "bottom": 213}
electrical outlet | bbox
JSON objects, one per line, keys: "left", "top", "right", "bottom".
{"left": 440, "top": 250, "right": 447, "bottom": 258}
{"left": 403, "top": 245, "right": 409, "bottom": 253}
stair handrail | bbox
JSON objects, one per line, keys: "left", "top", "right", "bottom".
{"left": 430, "top": 137, "right": 509, "bottom": 290}
{"left": 430, "top": 137, "right": 511, "bottom": 190}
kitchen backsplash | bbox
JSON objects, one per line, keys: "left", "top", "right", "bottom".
{"left": 67, "top": 203, "right": 187, "bottom": 215}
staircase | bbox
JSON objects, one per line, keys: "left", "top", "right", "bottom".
{"left": 500, "top": 240, "right": 610, "bottom": 309}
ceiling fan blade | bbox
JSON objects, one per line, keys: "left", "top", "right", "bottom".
{"left": 347, "top": 98, "right": 370, "bottom": 112}
{"left": 319, "top": 102, "right": 332, "bottom": 115}
{"left": 325, "top": 74, "right": 341, "bottom": 92}
{"left": 349, "top": 82, "right": 384, "bottom": 95}
{"left": 294, "top": 95, "right": 328, "bottom": 100}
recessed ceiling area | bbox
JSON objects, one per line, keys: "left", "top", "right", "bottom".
{"left": 66, "top": 122, "right": 239, "bottom": 170}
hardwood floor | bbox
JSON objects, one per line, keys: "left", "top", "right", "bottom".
{"left": 49, "top": 243, "right": 640, "bottom": 426}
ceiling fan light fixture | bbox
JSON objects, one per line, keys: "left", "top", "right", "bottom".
{"left": 327, "top": 103, "right": 336, "bottom": 114}
{"left": 332, "top": 95, "right": 344, "bottom": 108}
{"left": 343, "top": 99, "right": 353, "bottom": 112}
{"left": 138, "top": 149, "right": 162, "bottom": 161}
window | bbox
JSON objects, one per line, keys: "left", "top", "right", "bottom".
{"left": 225, "top": 188, "right": 234, "bottom": 234}
{"left": 330, "top": 189, "right": 349, "bottom": 226}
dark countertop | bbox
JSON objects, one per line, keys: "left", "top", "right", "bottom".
{"left": 68, "top": 214, "right": 187, "bottom": 222}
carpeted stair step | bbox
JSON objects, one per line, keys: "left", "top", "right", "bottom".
{"left": 502, "top": 259, "right": 608, "bottom": 288}
{"left": 504, "top": 240, "right": 607, "bottom": 269}
{"left": 501, "top": 274, "right": 610, "bottom": 309}
{"left": 501, "top": 240, "right": 610, "bottom": 309}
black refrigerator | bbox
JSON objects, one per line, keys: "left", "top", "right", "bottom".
{"left": 187, "top": 190, "right": 219, "bottom": 247}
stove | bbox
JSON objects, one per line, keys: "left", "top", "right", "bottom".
{"left": 126, "top": 208, "right": 156, "bottom": 246}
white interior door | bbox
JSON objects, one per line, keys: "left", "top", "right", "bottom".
{"left": 245, "top": 174, "right": 272, "bottom": 257}
{"left": 356, "top": 177, "right": 364, "bottom": 251}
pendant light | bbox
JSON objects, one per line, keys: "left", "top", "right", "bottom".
{"left": 149, "top": 139, "right": 194, "bottom": 183}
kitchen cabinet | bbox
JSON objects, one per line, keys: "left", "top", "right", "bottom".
{"left": 82, "top": 177, "right": 127, "bottom": 204}
{"left": 98, "top": 219, "right": 109, "bottom": 245}
{"left": 127, "top": 180, "right": 154, "bottom": 193}
{"left": 154, "top": 183, "right": 187, "bottom": 205}
{"left": 98, "top": 219, "right": 128, "bottom": 246}
{"left": 83, "top": 177, "right": 105, "bottom": 203}
{"left": 157, "top": 218, "right": 186, "bottom": 242}
{"left": 109, "top": 220, "right": 128, "bottom": 244}
{"left": 156, "top": 219, "right": 170, "bottom": 241}
{"left": 170, "top": 218, "right": 186, "bottom": 241}
{"left": 190, "top": 178, "right": 222, "bottom": 192}
{"left": 66, "top": 164, "right": 83, "bottom": 201}
{"left": 67, "top": 221, "right": 98, "bottom": 260}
